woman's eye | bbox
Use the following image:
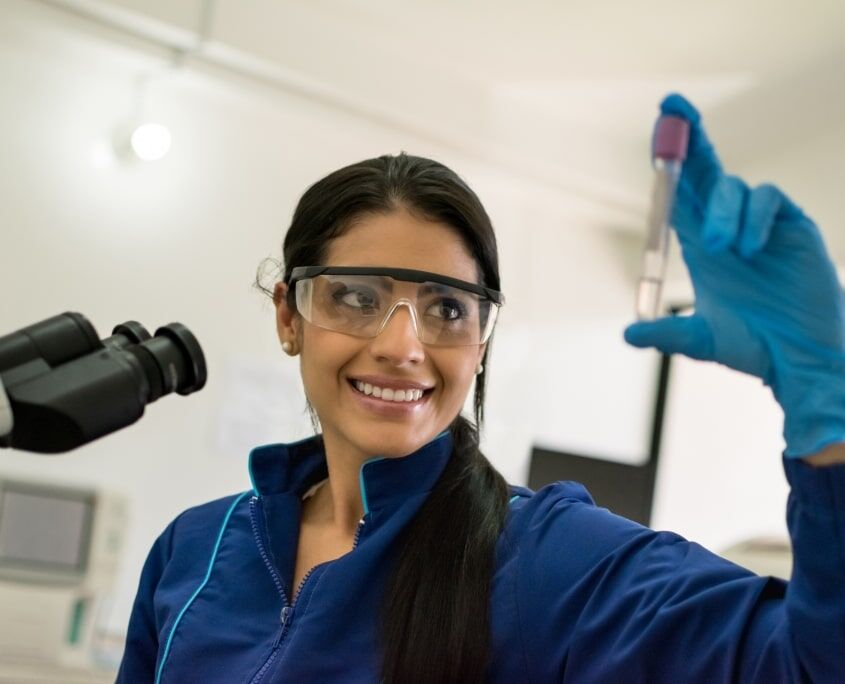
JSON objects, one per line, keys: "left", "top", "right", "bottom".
{"left": 334, "top": 288, "right": 377, "bottom": 311}
{"left": 427, "top": 298, "right": 467, "bottom": 321}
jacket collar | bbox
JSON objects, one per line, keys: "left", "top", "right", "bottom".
{"left": 247, "top": 430, "right": 453, "bottom": 514}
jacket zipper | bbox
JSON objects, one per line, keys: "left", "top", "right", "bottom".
{"left": 248, "top": 496, "right": 289, "bottom": 684}
{"left": 249, "top": 495, "right": 367, "bottom": 683}
{"left": 287, "top": 512, "right": 366, "bottom": 605}
{"left": 248, "top": 497, "right": 287, "bottom": 601}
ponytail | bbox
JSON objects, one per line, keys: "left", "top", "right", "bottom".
{"left": 380, "top": 410, "right": 510, "bottom": 683}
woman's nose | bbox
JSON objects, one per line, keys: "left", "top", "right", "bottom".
{"left": 369, "top": 302, "right": 426, "bottom": 365}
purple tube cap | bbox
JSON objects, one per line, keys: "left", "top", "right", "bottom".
{"left": 653, "top": 115, "right": 690, "bottom": 161}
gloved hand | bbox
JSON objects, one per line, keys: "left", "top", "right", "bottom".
{"left": 624, "top": 93, "right": 845, "bottom": 459}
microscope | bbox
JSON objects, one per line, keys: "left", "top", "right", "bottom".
{"left": 0, "top": 312, "right": 206, "bottom": 453}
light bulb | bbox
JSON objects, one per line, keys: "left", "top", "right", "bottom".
{"left": 130, "top": 123, "right": 171, "bottom": 161}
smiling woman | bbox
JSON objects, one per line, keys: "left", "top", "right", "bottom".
{"left": 266, "top": 155, "right": 510, "bottom": 681}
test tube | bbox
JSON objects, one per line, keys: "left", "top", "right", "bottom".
{"left": 636, "top": 115, "right": 690, "bottom": 320}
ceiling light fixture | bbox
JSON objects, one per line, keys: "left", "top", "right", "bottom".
{"left": 111, "top": 0, "right": 216, "bottom": 164}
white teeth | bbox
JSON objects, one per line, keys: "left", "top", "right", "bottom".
{"left": 353, "top": 381, "right": 425, "bottom": 403}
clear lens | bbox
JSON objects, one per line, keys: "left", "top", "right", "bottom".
{"left": 295, "top": 274, "right": 498, "bottom": 346}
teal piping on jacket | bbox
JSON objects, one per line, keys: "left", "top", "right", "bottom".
{"left": 248, "top": 448, "right": 259, "bottom": 497}
{"left": 247, "top": 434, "right": 318, "bottom": 497}
{"left": 358, "top": 456, "right": 385, "bottom": 516}
{"left": 155, "top": 491, "right": 251, "bottom": 684}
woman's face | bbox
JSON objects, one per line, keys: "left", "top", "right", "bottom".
{"left": 276, "top": 207, "right": 486, "bottom": 461}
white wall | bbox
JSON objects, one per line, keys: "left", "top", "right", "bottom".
{"left": 0, "top": 0, "right": 839, "bottom": 647}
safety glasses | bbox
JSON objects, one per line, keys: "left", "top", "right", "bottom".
{"left": 287, "top": 266, "right": 504, "bottom": 347}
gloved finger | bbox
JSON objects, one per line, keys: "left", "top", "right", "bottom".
{"left": 623, "top": 314, "right": 714, "bottom": 360}
{"left": 738, "top": 183, "right": 781, "bottom": 258}
{"left": 701, "top": 175, "right": 747, "bottom": 253}
{"left": 659, "top": 93, "right": 723, "bottom": 205}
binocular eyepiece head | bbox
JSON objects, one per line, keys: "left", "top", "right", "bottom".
{"left": 105, "top": 320, "right": 206, "bottom": 400}
{"left": 0, "top": 313, "right": 207, "bottom": 453}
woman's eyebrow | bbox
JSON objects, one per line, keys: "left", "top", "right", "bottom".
{"left": 370, "top": 276, "right": 394, "bottom": 292}
{"left": 419, "top": 282, "right": 451, "bottom": 295}
{"left": 418, "top": 281, "right": 475, "bottom": 297}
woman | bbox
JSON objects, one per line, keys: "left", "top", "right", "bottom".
{"left": 117, "top": 94, "right": 845, "bottom": 683}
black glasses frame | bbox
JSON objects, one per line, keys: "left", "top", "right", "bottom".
{"left": 287, "top": 266, "right": 505, "bottom": 305}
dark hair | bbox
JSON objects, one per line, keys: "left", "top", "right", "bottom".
{"left": 259, "top": 153, "right": 510, "bottom": 682}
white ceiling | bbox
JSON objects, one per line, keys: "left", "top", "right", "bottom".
{"left": 31, "top": 0, "right": 845, "bottom": 261}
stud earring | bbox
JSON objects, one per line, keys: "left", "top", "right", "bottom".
{"left": 475, "top": 363, "right": 483, "bottom": 375}
{"left": 282, "top": 341, "right": 293, "bottom": 354}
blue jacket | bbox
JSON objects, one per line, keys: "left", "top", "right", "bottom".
{"left": 117, "top": 431, "right": 845, "bottom": 682}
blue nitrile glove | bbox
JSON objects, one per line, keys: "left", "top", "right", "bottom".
{"left": 624, "top": 93, "right": 845, "bottom": 459}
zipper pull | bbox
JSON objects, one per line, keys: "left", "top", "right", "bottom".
{"left": 272, "top": 606, "right": 293, "bottom": 649}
